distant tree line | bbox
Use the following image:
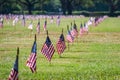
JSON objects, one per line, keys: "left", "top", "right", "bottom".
{"left": 0, "top": 0, "right": 120, "bottom": 16}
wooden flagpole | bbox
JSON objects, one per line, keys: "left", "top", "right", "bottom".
{"left": 37, "top": 18, "right": 40, "bottom": 35}
{"left": 46, "top": 30, "right": 51, "bottom": 64}
{"left": 62, "top": 28, "right": 63, "bottom": 34}
{"left": 76, "top": 33, "right": 78, "bottom": 44}
{"left": 59, "top": 28, "right": 63, "bottom": 58}
{"left": 67, "top": 25, "right": 70, "bottom": 51}
{"left": 29, "top": 21, "right": 33, "bottom": 38}
{"left": 71, "top": 22, "right": 72, "bottom": 27}
{"left": 35, "top": 34, "right": 36, "bottom": 41}
{"left": 17, "top": 47, "right": 19, "bottom": 57}
{"left": 46, "top": 30, "right": 48, "bottom": 37}
{"left": 75, "top": 21, "right": 78, "bottom": 44}
{"left": 17, "top": 47, "right": 19, "bottom": 79}
{"left": 34, "top": 34, "right": 37, "bottom": 73}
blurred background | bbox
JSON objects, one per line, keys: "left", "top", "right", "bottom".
{"left": 0, "top": 0, "right": 120, "bottom": 16}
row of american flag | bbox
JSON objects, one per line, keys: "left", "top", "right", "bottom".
{"left": 1, "top": 15, "right": 108, "bottom": 39}
{"left": 8, "top": 31, "right": 66, "bottom": 80}
{"left": 7, "top": 16, "right": 107, "bottom": 80}
{"left": 0, "top": 15, "right": 61, "bottom": 29}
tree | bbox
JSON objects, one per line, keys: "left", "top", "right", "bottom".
{"left": 60, "top": 0, "right": 94, "bottom": 15}
{"left": 35, "top": 0, "right": 49, "bottom": 13}
{"left": 66, "top": 0, "right": 73, "bottom": 15}
{"left": 18, "top": 0, "right": 38, "bottom": 14}
{"left": 59, "top": 0, "right": 67, "bottom": 15}
{"left": 0, "top": 0, "right": 6, "bottom": 5}
{"left": 0, "top": 0, "right": 16, "bottom": 14}
{"left": 0, "top": 0, "right": 7, "bottom": 13}
{"left": 98, "top": 0, "right": 120, "bottom": 16}
{"left": 60, "top": 0, "right": 74, "bottom": 15}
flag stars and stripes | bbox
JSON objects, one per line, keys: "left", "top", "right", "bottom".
{"left": 26, "top": 41, "right": 37, "bottom": 73}
{"left": 41, "top": 36, "right": 55, "bottom": 61}
{"left": 8, "top": 48, "right": 19, "bottom": 80}
{"left": 66, "top": 30, "right": 74, "bottom": 43}
{"left": 56, "top": 34, "right": 66, "bottom": 54}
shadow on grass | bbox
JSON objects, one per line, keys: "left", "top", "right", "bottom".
{"left": 59, "top": 56, "right": 81, "bottom": 59}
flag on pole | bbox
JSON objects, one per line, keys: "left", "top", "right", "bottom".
{"left": 87, "top": 18, "right": 92, "bottom": 26}
{"left": 43, "top": 18, "right": 47, "bottom": 31}
{"left": 36, "top": 21, "right": 40, "bottom": 34}
{"left": 83, "top": 23, "right": 88, "bottom": 33}
{"left": 8, "top": 48, "right": 19, "bottom": 80}
{"left": 56, "top": 16, "right": 60, "bottom": 26}
{"left": 56, "top": 33, "right": 66, "bottom": 55}
{"left": 41, "top": 36, "right": 55, "bottom": 61}
{"left": 13, "top": 16, "right": 19, "bottom": 26}
{"left": 83, "top": 23, "right": 85, "bottom": 32}
{"left": 0, "top": 17, "right": 3, "bottom": 28}
{"left": 94, "top": 17, "right": 99, "bottom": 26}
{"left": 50, "top": 16, "right": 54, "bottom": 23}
{"left": 28, "top": 21, "right": 33, "bottom": 30}
{"left": 70, "top": 27, "right": 76, "bottom": 38}
{"left": 66, "top": 30, "right": 74, "bottom": 43}
{"left": 73, "top": 23, "right": 78, "bottom": 37}
{"left": 26, "top": 38, "right": 37, "bottom": 73}
{"left": 80, "top": 23, "right": 84, "bottom": 36}
{"left": 22, "top": 15, "right": 25, "bottom": 27}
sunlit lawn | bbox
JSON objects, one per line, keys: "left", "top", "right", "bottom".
{"left": 0, "top": 16, "right": 120, "bottom": 80}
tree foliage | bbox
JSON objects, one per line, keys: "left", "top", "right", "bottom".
{"left": 0, "top": 0, "right": 120, "bottom": 15}
{"left": 0, "top": 0, "right": 16, "bottom": 14}
{"left": 60, "top": 0, "right": 95, "bottom": 15}
{"left": 100, "top": 0, "right": 120, "bottom": 16}
{"left": 17, "top": 0, "right": 39, "bottom": 14}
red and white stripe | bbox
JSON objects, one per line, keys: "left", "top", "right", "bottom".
{"left": 66, "top": 34, "right": 74, "bottom": 43}
{"left": 41, "top": 44, "right": 55, "bottom": 61}
{"left": 26, "top": 53, "right": 36, "bottom": 73}
{"left": 56, "top": 40, "right": 66, "bottom": 54}
{"left": 8, "top": 69, "right": 18, "bottom": 80}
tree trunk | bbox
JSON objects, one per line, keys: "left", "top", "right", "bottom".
{"left": 67, "top": 6, "right": 72, "bottom": 15}
{"left": 28, "top": 9, "right": 32, "bottom": 14}
{"left": 67, "top": 0, "right": 72, "bottom": 15}
{"left": 109, "top": 5, "right": 115, "bottom": 16}
{"left": 41, "top": 3, "right": 44, "bottom": 14}
{"left": 61, "top": 5, "right": 66, "bottom": 15}
{"left": 60, "top": 0, "right": 67, "bottom": 15}
{"left": 28, "top": 5, "right": 32, "bottom": 14}
{"left": 63, "top": 9, "right": 66, "bottom": 15}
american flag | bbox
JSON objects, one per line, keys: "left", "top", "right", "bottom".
{"left": 0, "top": 22, "right": 3, "bottom": 28}
{"left": 70, "top": 27, "right": 76, "bottom": 38}
{"left": 71, "top": 27, "right": 78, "bottom": 38}
{"left": 0, "top": 17, "right": 3, "bottom": 28}
{"left": 80, "top": 23, "right": 84, "bottom": 36}
{"left": 87, "top": 19, "right": 92, "bottom": 26}
{"left": 26, "top": 41, "right": 37, "bottom": 73}
{"left": 66, "top": 30, "right": 74, "bottom": 43}
{"left": 8, "top": 51, "right": 19, "bottom": 80}
{"left": 83, "top": 23, "right": 87, "bottom": 32}
{"left": 94, "top": 17, "right": 99, "bottom": 26}
{"left": 41, "top": 36, "right": 55, "bottom": 61}
{"left": 22, "top": 15, "right": 25, "bottom": 27}
{"left": 56, "top": 33, "right": 66, "bottom": 54}
{"left": 56, "top": 16, "right": 60, "bottom": 26}
{"left": 36, "top": 21, "right": 40, "bottom": 34}
{"left": 43, "top": 19, "right": 47, "bottom": 31}
{"left": 73, "top": 23, "right": 78, "bottom": 37}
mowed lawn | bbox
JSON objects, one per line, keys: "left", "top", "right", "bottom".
{"left": 0, "top": 16, "right": 120, "bottom": 80}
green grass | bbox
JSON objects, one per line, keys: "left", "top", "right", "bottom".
{"left": 0, "top": 17, "right": 120, "bottom": 80}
